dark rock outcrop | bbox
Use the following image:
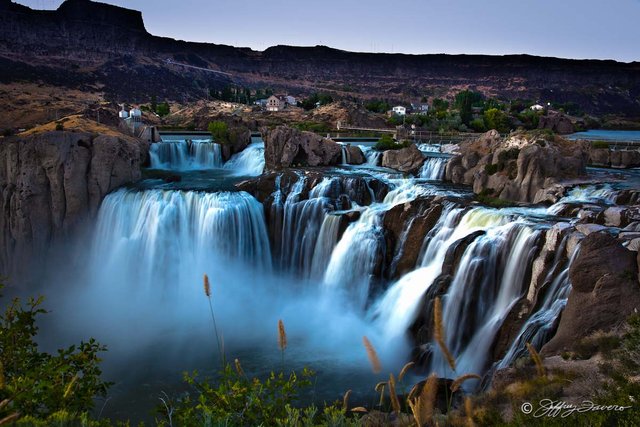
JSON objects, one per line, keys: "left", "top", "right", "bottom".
{"left": 446, "top": 131, "right": 590, "bottom": 203}
{"left": 343, "top": 145, "right": 365, "bottom": 165}
{"left": 538, "top": 112, "right": 574, "bottom": 134}
{"left": 220, "top": 125, "right": 252, "bottom": 161}
{"left": 0, "top": 131, "right": 148, "bottom": 273}
{"left": 383, "top": 198, "right": 443, "bottom": 279}
{"left": 381, "top": 144, "right": 425, "bottom": 174}
{"left": 263, "top": 126, "right": 341, "bottom": 170}
{"left": 542, "top": 232, "right": 640, "bottom": 354}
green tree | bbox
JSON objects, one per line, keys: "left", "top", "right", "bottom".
{"left": 454, "top": 90, "right": 482, "bottom": 125}
{"left": 156, "top": 102, "right": 170, "bottom": 117}
{"left": 432, "top": 98, "right": 449, "bottom": 113}
{"left": 208, "top": 121, "right": 229, "bottom": 143}
{"left": 483, "top": 108, "right": 511, "bottom": 133}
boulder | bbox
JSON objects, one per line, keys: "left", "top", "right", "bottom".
{"left": 343, "top": 145, "right": 365, "bottom": 165}
{"left": 220, "top": 125, "right": 252, "bottom": 161}
{"left": 381, "top": 144, "right": 425, "bottom": 174}
{"left": 542, "top": 232, "right": 640, "bottom": 355}
{"left": 263, "top": 126, "right": 341, "bottom": 170}
{"left": 538, "top": 112, "right": 574, "bottom": 134}
{"left": 611, "top": 150, "right": 640, "bottom": 169}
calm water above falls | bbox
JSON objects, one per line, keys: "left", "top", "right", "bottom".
{"left": 39, "top": 136, "right": 632, "bottom": 420}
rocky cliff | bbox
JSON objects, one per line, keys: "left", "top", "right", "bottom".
{"left": 1, "top": 0, "right": 639, "bottom": 116}
{"left": 445, "top": 131, "right": 590, "bottom": 203}
{"left": 0, "top": 130, "right": 148, "bottom": 274}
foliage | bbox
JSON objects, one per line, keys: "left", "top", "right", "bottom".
{"left": 300, "top": 93, "right": 333, "bottom": 111}
{"left": 454, "top": 90, "right": 483, "bottom": 125}
{"left": 155, "top": 102, "right": 170, "bottom": 117}
{"left": 431, "top": 98, "right": 449, "bottom": 113}
{"left": 55, "top": 122, "right": 64, "bottom": 131}
{"left": 386, "top": 114, "right": 404, "bottom": 126}
{"left": 157, "top": 365, "right": 358, "bottom": 426}
{"left": 483, "top": 108, "right": 511, "bottom": 133}
{"left": 374, "top": 135, "right": 409, "bottom": 150}
{"left": 470, "top": 118, "right": 486, "bottom": 132}
{"left": 0, "top": 285, "right": 111, "bottom": 422}
{"left": 207, "top": 121, "right": 229, "bottom": 143}
{"left": 591, "top": 140, "right": 610, "bottom": 149}
{"left": 292, "top": 122, "right": 331, "bottom": 133}
{"left": 364, "top": 99, "right": 391, "bottom": 114}
{"left": 517, "top": 110, "right": 542, "bottom": 130}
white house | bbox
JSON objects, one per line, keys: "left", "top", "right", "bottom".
{"left": 392, "top": 106, "right": 407, "bottom": 116}
{"left": 410, "top": 103, "right": 429, "bottom": 113}
{"left": 530, "top": 104, "right": 545, "bottom": 111}
{"left": 266, "top": 95, "right": 283, "bottom": 112}
{"left": 285, "top": 95, "right": 297, "bottom": 106}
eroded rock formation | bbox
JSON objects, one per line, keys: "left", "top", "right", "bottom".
{"left": 0, "top": 131, "right": 148, "bottom": 273}
{"left": 445, "top": 130, "right": 590, "bottom": 203}
{"left": 262, "top": 126, "right": 341, "bottom": 170}
{"left": 381, "top": 144, "right": 425, "bottom": 174}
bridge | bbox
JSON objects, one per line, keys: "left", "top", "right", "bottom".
{"left": 335, "top": 121, "right": 480, "bottom": 143}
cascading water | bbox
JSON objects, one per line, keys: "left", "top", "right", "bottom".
{"left": 358, "top": 145, "right": 382, "bottom": 166}
{"left": 90, "top": 189, "right": 273, "bottom": 284}
{"left": 150, "top": 138, "right": 223, "bottom": 170}
{"left": 430, "top": 223, "right": 540, "bottom": 379}
{"left": 547, "top": 184, "right": 617, "bottom": 215}
{"left": 419, "top": 156, "right": 449, "bottom": 180}
{"left": 223, "top": 141, "right": 266, "bottom": 176}
{"left": 497, "top": 236, "right": 575, "bottom": 368}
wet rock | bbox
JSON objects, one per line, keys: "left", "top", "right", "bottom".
{"left": 263, "top": 126, "right": 341, "bottom": 170}
{"left": 343, "top": 145, "right": 365, "bottom": 165}
{"left": 574, "top": 223, "right": 607, "bottom": 236}
{"left": 220, "top": 125, "right": 252, "bottom": 161}
{"left": 381, "top": 144, "right": 426, "bottom": 174}
{"left": 383, "top": 198, "right": 442, "bottom": 279}
{"left": 543, "top": 232, "right": 640, "bottom": 354}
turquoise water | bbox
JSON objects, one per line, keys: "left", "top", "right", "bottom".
{"left": 568, "top": 130, "right": 640, "bottom": 141}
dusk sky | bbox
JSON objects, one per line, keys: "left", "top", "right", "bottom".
{"left": 15, "top": 0, "right": 640, "bottom": 62}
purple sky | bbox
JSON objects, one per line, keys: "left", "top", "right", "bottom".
{"left": 15, "top": 0, "right": 640, "bottom": 62}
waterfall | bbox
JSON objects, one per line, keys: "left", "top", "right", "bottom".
{"left": 358, "top": 145, "right": 382, "bottom": 166}
{"left": 310, "top": 214, "right": 342, "bottom": 279}
{"left": 90, "top": 189, "right": 273, "bottom": 292}
{"left": 419, "top": 156, "right": 449, "bottom": 180}
{"left": 430, "top": 224, "right": 540, "bottom": 379}
{"left": 322, "top": 180, "right": 431, "bottom": 311}
{"left": 547, "top": 184, "right": 617, "bottom": 215}
{"left": 372, "top": 207, "right": 507, "bottom": 345}
{"left": 496, "top": 236, "right": 575, "bottom": 368}
{"left": 418, "top": 143, "right": 441, "bottom": 153}
{"left": 340, "top": 146, "right": 348, "bottom": 165}
{"left": 150, "top": 139, "right": 223, "bottom": 170}
{"left": 223, "top": 142, "right": 265, "bottom": 176}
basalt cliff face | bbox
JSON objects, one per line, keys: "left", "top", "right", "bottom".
{"left": 1, "top": 0, "right": 640, "bottom": 116}
{"left": 0, "top": 130, "right": 148, "bottom": 275}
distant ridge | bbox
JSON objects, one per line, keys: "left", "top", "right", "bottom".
{"left": 0, "top": 0, "right": 639, "bottom": 115}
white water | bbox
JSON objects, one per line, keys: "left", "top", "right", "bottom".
{"left": 223, "top": 142, "right": 265, "bottom": 176}
{"left": 150, "top": 139, "right": 223, "bottom": 170}
{"left": 547, "top": 184, "right": 617, "bottom": 215}
{"left": 358, "top": 145, "right": 382, "bottom": 166}
{"left": 431, "top": 224, "right": 539, "bottom": 378}
{"left": 419, "top": 156, "right": 449, "bottom": 180}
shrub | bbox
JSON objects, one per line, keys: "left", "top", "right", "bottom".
{"left": 592, "top": 140, "right": 610, "bottom": 149}
{"left": 470, "top": 118, "right": 486, "bottom": 132}
{"left": 0, "top": 285, "right": 111, "bottom": 422}
{"left": 374, "top": 135, "right": 409, "bottom": 150}
{"left": 208, "top": 121, "right": 229, "bottom": 143}
{"left": 55, "top": 122, "right": 64, "bottom": 131}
